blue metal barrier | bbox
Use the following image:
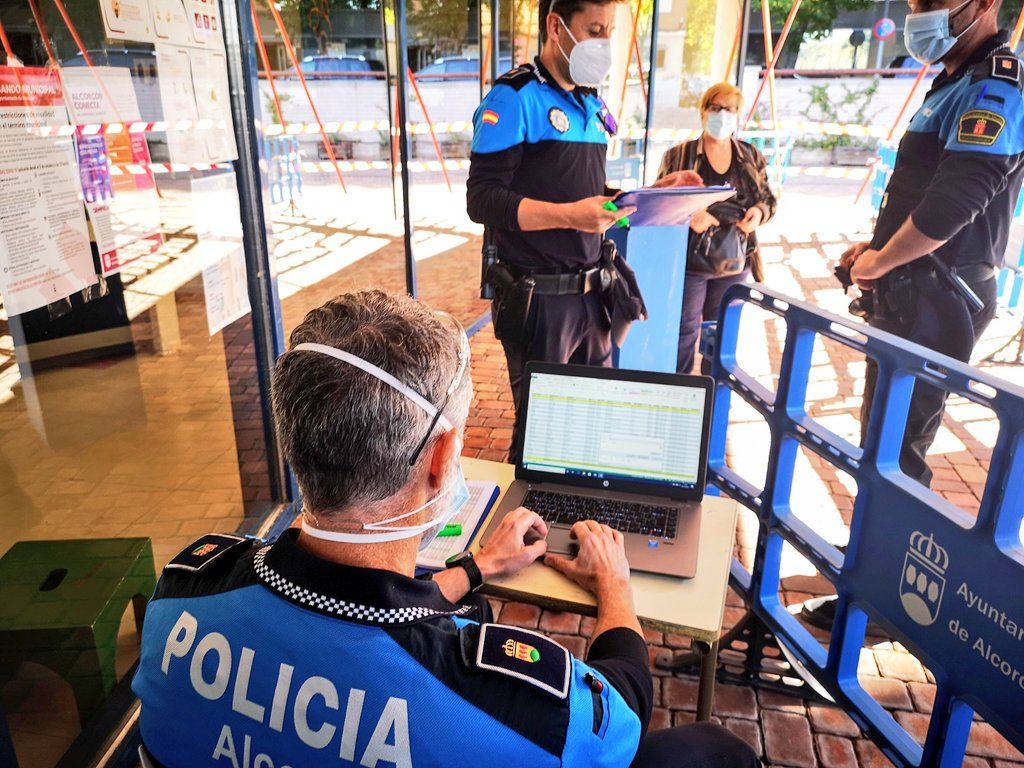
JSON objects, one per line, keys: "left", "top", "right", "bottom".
{"left": 711, "top": 283, "right": 1024, "bottom": 767}
{"left": 262, "top": 136, "right": 303, "bottom": 205}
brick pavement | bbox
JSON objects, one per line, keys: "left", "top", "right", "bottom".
{"left": 462, "top": 176, "right": 1024, "bottom": 767}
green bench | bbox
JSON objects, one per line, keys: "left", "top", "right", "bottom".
{"left": 0, "top": 538, "right": 156, "bottom": 728}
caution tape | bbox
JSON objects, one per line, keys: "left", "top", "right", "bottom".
{"left": 27, "top": 117, "right": 899, "bottom": 141}
{"left": 106, "top": 161, "right": 234, "bottom": 176}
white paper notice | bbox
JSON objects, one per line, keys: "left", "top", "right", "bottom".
{"left": 193, "top": 49, "right": 237, "bottom": 163}
{"left": 0, "top": 68, "right": 97, "bottom": 316}
{"left": 188, "top": 0, "right": 225, "bottom": 48}
{"left": 155, "top": 43, "right": 206, "bottom": 164}
{"left": 153, "top": 0, "right": 194, "bottom": 45}
{"left": 60, "top": 66, "right": 143, "bottom": 124}
{"left": 201, "top": 246, "right": 250, "bottom": 335}
{"left": 99, "top": 0, "right": 155, "bottom": 43}
{"left": 63, "top": 66, "right": 163, "bottom": 276}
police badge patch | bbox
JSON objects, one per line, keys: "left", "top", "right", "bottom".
{"left": 548, "top": 107, "right": 570, "bottom": 133}
{"left": 475, "top": 623, "right": 570, "bottom": 698}
{"left": 957, "top": 108, "right": 1005, "bottom": 146}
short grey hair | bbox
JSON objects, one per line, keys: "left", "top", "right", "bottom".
{"left": 271, "top": 290, "right": 472, "bottom": 515}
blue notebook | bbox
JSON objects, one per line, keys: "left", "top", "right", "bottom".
{"left": 613, "top": 185, "right": 735, "bottom": 227}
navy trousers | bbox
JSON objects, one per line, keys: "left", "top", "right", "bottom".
{"left": 676, "top": 269, "right": 751, "bottom": 375}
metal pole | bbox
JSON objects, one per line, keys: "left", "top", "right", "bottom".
{"left": 395, "top": 0, "right": 418, "bottom": 297}
{"left": 491, "top": 0, "right": 500, "bottom": 87}
{"left": 222, "top": 0, "right": 290, "bottom": 501}
{"left": 381, "top": 0, "right": 399, "bottom": 218}
{"left": 874, "top": 0, "right": 891, "bottom": 70}
{"left": 641, "top": 0, "right": 659, "bottom": 185}
{"left": 735, "top": 0, "right": 751, "bottom": 86}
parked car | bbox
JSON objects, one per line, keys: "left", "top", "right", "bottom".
{"left": 296, "top": 55, "right": 385, "bottom": 79}
{"left": 414, "top": 56, "right": 513, "bottom": 81}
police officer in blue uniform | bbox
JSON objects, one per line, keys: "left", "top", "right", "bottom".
{"left": 805, "top": 0, "right": 1023, "bottom": 630}
{"left": 467, "top": 0, "right": 699, "bottom": 460}
{"left": 843, "top": 0, "right": 1023, "bottom": 485}
{"left": 133, "top": 291, "right": 756, "bottom": 768}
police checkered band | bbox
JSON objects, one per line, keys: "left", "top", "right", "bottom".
{"left": 252, "top": 546, "right": 473, "bottom": 624}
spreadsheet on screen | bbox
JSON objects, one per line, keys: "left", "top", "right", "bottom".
{"left": 522, "top": 372, "right": 706, "bottom": 489}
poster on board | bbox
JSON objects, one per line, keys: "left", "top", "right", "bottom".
{"left": 99, "top": 0, "right": 155, "bottom": 42}
{"left": 190, "top": 171, "right": 250, "bottom": 334}
{"left": 201, "top": 247, "right": 250, "bottom": 335}
{"left": 0, "top": 68, "right": 97, "bottom": 316}
{"left": 153, "top": 0, "right": 193, "bottom": 45}
{"left": 193, "top": 49, "right": 237, "bottom": 163}
{"left": 62, "top": 66, "right": 163, "bottom": 275}
{"left": 155, "top": 43, "right": 206, "bottom": 164}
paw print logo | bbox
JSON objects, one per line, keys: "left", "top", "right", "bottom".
{"left": 899, "top": 531, "right": 947, "bottom": 626}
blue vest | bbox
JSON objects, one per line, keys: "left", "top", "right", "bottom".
{"left": 132, "top": 530, "right": 642, "bottom": 768}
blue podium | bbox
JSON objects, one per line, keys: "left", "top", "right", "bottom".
{"left": 607, "top": 225, "right": 689, "bottom": 373}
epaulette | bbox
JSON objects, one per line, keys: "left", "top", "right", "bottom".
{"left": 467, "top": 623, "right": 571, "bottom": 699}
{"left": 495, "top": 64, "right": 539, "bottom": 92}
{"left": 164, "top": 533, "right": 258, "bottom": 575}
{"left": 990, "top": 54, "right": 1022, "bottom": 90}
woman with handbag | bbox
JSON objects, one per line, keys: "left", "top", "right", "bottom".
{"left": 656, "top": 82, "right": 777, "bottom": 374}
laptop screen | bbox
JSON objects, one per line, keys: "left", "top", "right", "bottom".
{"left": 521, "top": 369, "right": 708, "bottom": 491}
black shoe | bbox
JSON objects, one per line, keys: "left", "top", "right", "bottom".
{"left": 800, "top": 595, "right": 892, "bottom": 640}
{"left": 800, "top": 595, "right": 839, "bottom": 631}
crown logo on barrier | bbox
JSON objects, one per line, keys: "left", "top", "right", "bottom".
{"left": 899, "top": 531, "right": 948, "bottom": 627}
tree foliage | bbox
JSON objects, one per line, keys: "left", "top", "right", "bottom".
{"left": 753, "top": 0, "right": 874, "bottom": 41}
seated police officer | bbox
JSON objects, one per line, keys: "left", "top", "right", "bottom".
{"left": 467, "top": 0, "right": 700, "bottom": 461}
{"left": 133, "top": 290, "right": 756, "bottom": 767}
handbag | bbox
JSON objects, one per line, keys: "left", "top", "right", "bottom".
{"left": 672, "top": 140, "right": 749, "bottom": 277}
{"left": 687, "top": 198, "right": 748, "bottom": 277}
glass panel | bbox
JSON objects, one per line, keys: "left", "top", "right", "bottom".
{"left": 0, "top": 1, "right": 274, "bottom": 763}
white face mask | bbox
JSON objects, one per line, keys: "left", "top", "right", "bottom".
{"left": 293, "top": 319, "right": 471, "bottom": 550}
{"left": 705, "top": 111, "right": 738, "bottom": 140}
{"left": 904, "top": 0, "right": 978, "bottom": 64}
{"left": 556, "top": 16, "right": 612, "bottom": 87}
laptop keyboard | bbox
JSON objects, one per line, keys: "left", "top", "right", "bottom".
{"left": 523, "top": 489, "right": 679, "bottom": 539}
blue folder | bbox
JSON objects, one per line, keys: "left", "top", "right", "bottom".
{"left": 613, "top": 185, "right": 736, "bottom": 227}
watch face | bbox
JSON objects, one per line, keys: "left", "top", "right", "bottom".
{"left": 446, "top": 551, "right": 472, "bottom": 567}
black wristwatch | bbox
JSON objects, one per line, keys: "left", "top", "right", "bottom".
{"left": 446, "top": 551, "right": 484, "bottom": 593}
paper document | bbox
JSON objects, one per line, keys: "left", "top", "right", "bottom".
{"left": 416, "top": 481, "right": 500, "bottom": 571}
{"left": 613, "top": 185, "right": 735, "bottom": 227}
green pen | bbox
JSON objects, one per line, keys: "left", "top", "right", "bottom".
{"left": 603, "top": 200, "right": 630, "bottom": 228}
{"left": 438, "top": 523, "right": 462, "bottom": 537}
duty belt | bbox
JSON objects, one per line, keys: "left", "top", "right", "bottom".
{"left": 510, "top": 265, "right": 609, "bottom": 296}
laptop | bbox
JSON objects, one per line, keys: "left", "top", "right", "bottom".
{"left": 479, "top": 362, "right": 714, "bottom": 578}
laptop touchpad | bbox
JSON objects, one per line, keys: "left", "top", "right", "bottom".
{"left": 545, "top": 527, "right": 576, "bottom": 557}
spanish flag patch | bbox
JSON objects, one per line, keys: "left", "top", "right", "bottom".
{"left": 482, "top": 109, "right": 500, "bottom": 125}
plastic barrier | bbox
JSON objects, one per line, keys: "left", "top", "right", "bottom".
{"left": 263, "top": 135, "right": 303, "bottom": 205}
{"left": 710, "top": 284, "right": 1024, "bottom": 767}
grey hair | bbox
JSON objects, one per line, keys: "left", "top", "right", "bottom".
{"left": 271, "top": 290, "right": 472, "bottom": 515}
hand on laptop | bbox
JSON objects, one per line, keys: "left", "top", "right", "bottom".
{"left": 545, "top": 521, "right": 644, "bottom": 639}
{"left": 545, "top": 521, "right": 630, "bottom": 594}
{"left": 476, "top": 508, "right": 549, "bottom": 581}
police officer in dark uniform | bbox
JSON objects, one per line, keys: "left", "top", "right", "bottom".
{"left": 804, "top": 0, "right": 1023, "bottom": 629}
{"left": 133, "top": 291, "right": 756, "bottom": 767}
{"left": 844, "top": 0, "right": 1023, "bottom": 485}
{"left": 467, "top": 0, "right": 699, "bottom": 459}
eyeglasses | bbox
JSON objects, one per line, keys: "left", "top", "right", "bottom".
{"left": 408, "top": 313, "right": 470, "bottom": 466}
{"left": 706, "top": 104, "right": 738, "bottom": 114}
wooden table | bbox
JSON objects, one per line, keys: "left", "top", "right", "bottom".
{"left": 463, "top": 457, "right": 739, "bottom": 720}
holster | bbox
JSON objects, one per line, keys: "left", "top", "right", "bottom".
{"left": 490, "top": 264, "right": 535, "bottom": 346}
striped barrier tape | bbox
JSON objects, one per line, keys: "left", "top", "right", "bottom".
{"left": 29, "top": 118, "right": 900, "bottom": 141}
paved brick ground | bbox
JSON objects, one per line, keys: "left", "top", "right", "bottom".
{"left": 462, "top": 176, "right": 1024, "bottom": 767}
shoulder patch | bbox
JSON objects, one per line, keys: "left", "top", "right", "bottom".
{"left": 475, "top": 623, "right": 571, "bottom": 699}
{"left": 991, "top": 55, "right": 1022, "bottom": 88}
{"left": 957, "top": 108, "right": 1005, "bottom": 146}
{"left": 495, "top": 65, "right": 537, "bottom": 91}
{"left": 164, "top": 533, "right": 255, "bottom": 575}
